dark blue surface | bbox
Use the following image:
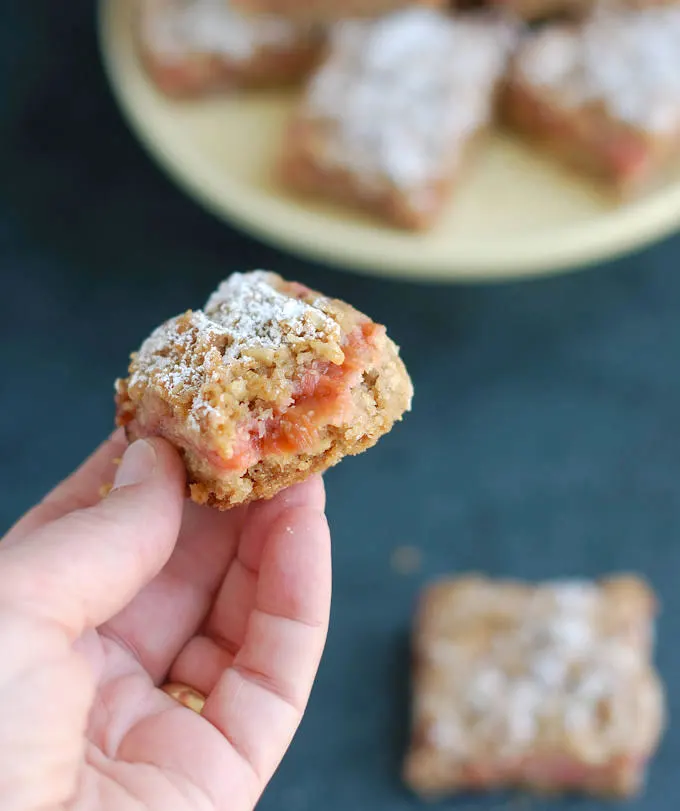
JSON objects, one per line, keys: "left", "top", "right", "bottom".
{"left": 2, "top": 4, "right": 680, "bottom": 810}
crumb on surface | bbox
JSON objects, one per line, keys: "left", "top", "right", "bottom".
{"left": 390, "top": 545, "right": 422, "bottom": 575}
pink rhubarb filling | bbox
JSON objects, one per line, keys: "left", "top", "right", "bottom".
{"left": 217, "top": 321, "right": 385, "bottom": 472}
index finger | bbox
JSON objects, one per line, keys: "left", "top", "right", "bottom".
{"left": 201, "top": 499, "right": 332, "bottom": 787}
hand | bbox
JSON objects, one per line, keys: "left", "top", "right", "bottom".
{"left": 0, "top": 431, "right": 331, "bottom": 811}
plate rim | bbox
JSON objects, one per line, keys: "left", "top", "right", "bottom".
{"left": 98, "top": 0, "right": 680, "bottom": 283}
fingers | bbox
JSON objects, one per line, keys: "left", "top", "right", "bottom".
{"left": 200, "top": 489, "right": 331, "bottom": 786}
{"left": 3, "top": 429, "right": 127, "bottom": 546}
{"left": 206, "top": 476, "right": 326, "bottom": 656}
{"left": 0, "top": 438, "right": 186, "bottom": 639}
{"left": 99, "top": 501, "right": 245, "bottom": 683}
{"left": 169, "top": 476, "right": 327, "bottom": 694}
{"left": 233, "top": 476, "right": 327, "bottom": 574}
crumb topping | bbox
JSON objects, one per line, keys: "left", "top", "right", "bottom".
{"left": 143, "top": 0, "right": 303, "bottom": 60}
{"left": 124, "top": 271, "right": 346, "bottom": 435}
{"left": 127, "top": 311, "right": 229, "bottom": 429}
{"left": 418, "top": 578, "right": 662, "bottom": 764}
{"left": 205, "top": 271, "right": 341, "bottom": 359}
{"left": 516, "top": 7, "right": 680, "bottom": 134}
{"left": 304, "top": 9, "right": 519, "bottom": 190}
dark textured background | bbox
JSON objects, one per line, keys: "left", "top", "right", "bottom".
{"left": 2, "top": 3, "right": 680, "bottom": 809}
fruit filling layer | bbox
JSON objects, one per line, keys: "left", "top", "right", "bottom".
{"left": 220, "top": 321, "right": 384, "bottom": 472}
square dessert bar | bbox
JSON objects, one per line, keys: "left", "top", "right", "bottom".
{"left": 138, "top": 0, "right": 324, "bottom": 97}
{"left": 116, "top": 271, "right": 412, "bottom": 508}
{"left": 486, "top": 0, "right": 679, "bottom": 24}
{"left": 504, "top": 7, "right": 680, "bottom": 194}
{"left": 231, "top": 0, "right": 446, "bottom": 23}
{"left": 280, "top": 9, "right": 519, "bottom": 230}
{"left": 486, "top": 0, "right": 586, "bottom": 22}
{"left": 404, "top": 576, "right": 665, "bottom": 799}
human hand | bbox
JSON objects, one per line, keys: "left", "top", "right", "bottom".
{"left": 0, "top": 431, "right": 331, "bottom": 811}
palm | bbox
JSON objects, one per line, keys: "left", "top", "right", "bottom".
{"left": 73, "top": 482, "right": 330, "bottom": 811}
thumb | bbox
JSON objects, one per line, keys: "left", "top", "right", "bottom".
{"left": 0, "top": 438, "right": 186, "bottom": 639}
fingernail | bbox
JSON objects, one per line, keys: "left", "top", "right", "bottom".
{"left": 113, "top": 440, "right": 157, "bottom": 490}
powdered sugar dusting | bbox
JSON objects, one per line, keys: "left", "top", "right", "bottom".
{"left": 132, "top": 310, "right": 228, "bottom": 392}
{"left": 144, "top": 0, "right": 302, "bottom": 61}
{"left": 305, "top": 9, "right": 519, "bottom": 190}
{"left": 517, "top": 7, "right": 680, "bottom": 134}
{"left": 127, "top": 271, "right": 344, "bottom": 431}
{"left": 421, "top": 579, "right": 659, "bottom": 762}
{"left": 205, "top": 271, "right": 340, "bottom": 358}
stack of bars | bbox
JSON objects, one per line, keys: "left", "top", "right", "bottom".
{"left": 138, "top": 0, "right": 680, "bottom": 230}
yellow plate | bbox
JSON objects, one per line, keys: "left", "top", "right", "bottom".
{"left": 99, "top": 0, "right": 680, "bottom": 282}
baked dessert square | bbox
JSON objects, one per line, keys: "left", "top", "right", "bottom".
{"left": 115, "top": 271, "right": 413, "bottom": 509}
{"left": 279, "top": 9, "right": 520, "bottom": 230}
{"left": 404, "top": 575, "right": 665, "bottom": 799}
{"left": 138, "top": 0, "right": 324, "bottom": 97}
{"left": 487, "top": 0, "right": 584, "bottom": 23}
{"left": 504, "top": 8, "right": 680, "bottom": 194}
{"left": 486, "top": 0, "right": 679, "bottom": 24}
{"left": 230, "top": 0, "right": 446, "bottom": 23}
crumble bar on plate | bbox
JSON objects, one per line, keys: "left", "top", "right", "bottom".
{"left": 504, "top": 7, "right": 680, "bottom": 194}
{"left": 280, "top": 8, "right": 519, "bottom": 230}
{"left": 138, "top": 0, "right": 324, "bottom": 97}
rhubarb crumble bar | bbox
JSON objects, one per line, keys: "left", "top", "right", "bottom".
{"left": 115, "top": 271, "right": 413, "bottom": 508}
{"left": 504, "top": 7, "right": 680, "bottom": 194}
{"left": 404, "top": 576, "right": 665, "bottom": 799}
{"left": 488, "top": 0, "right": 583, "bottom": 22}
{"left": 280, "top": 9, "right": 519, "bottom": 230}
{"left": 231, "top": 0, "right": 446, "bottom": 23}
{"left": 138, "top": 0, "right": 324, "bottom": 97}
{"left": 488, "top": 0, "right": 679, "bottom": 24}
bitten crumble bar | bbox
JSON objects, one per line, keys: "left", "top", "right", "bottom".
{"left": 404, "top": 575, "right": 665, "bottom": 799}
{"left": 280, "top": 8, "right": 520, "bottom": 230}
{"left": 138, "top": 0, "right": 324, "bottom": 97}
{"left": 504, "top": 7, "right": 680, "bottom": 194}
{"left": 116, "top": 271, "right": 413, "bottom": 508}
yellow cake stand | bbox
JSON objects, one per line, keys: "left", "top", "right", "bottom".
{"left": 99, "top": 0, "right": 680, "bottom": 282}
